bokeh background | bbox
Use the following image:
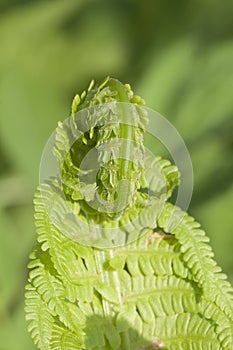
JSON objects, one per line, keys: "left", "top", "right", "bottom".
{"left": 0, "top": 0, "right": 233, "bottom": 349}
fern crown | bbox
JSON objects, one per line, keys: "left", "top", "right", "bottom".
{"left": 25, "top": 77, "right": 233, "bottom": 350}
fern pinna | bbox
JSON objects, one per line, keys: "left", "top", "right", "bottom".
{"left": 25, "top": 77, "right": 233, "bottom": 350}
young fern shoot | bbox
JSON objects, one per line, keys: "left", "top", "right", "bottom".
{"left": 25, "top": 77, "right": 233, "bottom": 350}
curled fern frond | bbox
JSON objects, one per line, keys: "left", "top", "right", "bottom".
{"left": 25, "top": 77, "right": 233, "bottom": 350}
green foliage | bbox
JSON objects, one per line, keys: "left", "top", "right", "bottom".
{"left": 0, "top": 1, "right": 233, "bottom": 349}
{"left": 25, "top": 78, "right": 233, "bottom": 349}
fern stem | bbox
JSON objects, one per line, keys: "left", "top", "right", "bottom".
{"left": 121, "top": 331, "right": 131, "bottom": 350}
{"left": 108, "top": 79, "right": 131, "bottom": 181}
{"left": 110, "top": 249, "right": 123, "bottom": 306}
{"left": 94, "top": 249, "right": 111, "bottom": 316}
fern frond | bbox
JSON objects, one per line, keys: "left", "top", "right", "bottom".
{"left": 158, "top": 203, "right": 233, "bottom": 321}
{"left": 34, "top": 183, "right": 98, "bottom": 284}
{"left": 26, "top": 77, "right": 233, "bottom": 350}
{"left": 142, "top": 154, "right": 180, "bottom": 200}
{"left": 28, "top": 247, "right": 86, "bottom": 332}
{"left": 50, "top": 324, "right": 84, "bottom": 350}
{"left": 198, "top": 297, "right": 233, "bottom": 348}
{"left": 153, "top": 313, "right": 221, "bottom": 349}
{"left": 25, "top": 284, "right": 53, "bottom": 350}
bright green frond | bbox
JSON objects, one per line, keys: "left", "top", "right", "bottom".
{"left": 26, "top": 77, "right": 233, "bottom": 350}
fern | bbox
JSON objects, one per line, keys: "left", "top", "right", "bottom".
{"left": 25, "top": 77, "right": 233, "bottom": 349}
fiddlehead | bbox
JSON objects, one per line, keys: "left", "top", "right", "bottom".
{"left": 25, "top": 77, "right": 233, "bottom": 350}
{"left": 58, "top": 77, "right": 148, "bottom": 219}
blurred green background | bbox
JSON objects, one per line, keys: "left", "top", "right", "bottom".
{"left": 0, "top": 0, "right": 232, "bottom": 348}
